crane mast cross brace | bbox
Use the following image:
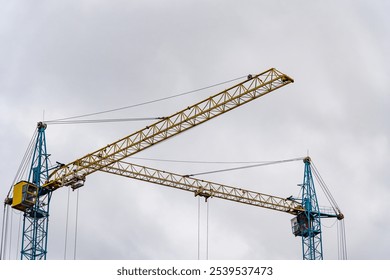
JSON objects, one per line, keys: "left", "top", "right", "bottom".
{"left": 3, "top": 67, "right": 343, "bottom": 260}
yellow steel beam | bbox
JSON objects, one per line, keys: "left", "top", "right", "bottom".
{"left": 44, "top": 68, "right": 293, "bottom": 190}
{"left": 98, "top": 160, "right": 304, "bottom": 215}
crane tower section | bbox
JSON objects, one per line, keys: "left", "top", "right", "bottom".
{"left": 8, "top": 122, "right": 52, "bottom": 259}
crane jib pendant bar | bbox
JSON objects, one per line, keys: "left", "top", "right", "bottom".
{"left": 44, "top": 68, "right": 293, "bottom": 190}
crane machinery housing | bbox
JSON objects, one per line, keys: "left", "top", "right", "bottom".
{"left": 1, "top": 68, "right": 344, "bottom": 260}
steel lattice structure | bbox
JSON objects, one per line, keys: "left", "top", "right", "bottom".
{"left": 44, "top": 68, "right": 293, "bottom": 190}
{"left": 4, "top": 67, "right": 343, "bottom": 259}
{"left": 100, "top": 160, "right": 304, "bottom": 214}
{"left": 20, "top": 123, "right": 52, "bottom": 259}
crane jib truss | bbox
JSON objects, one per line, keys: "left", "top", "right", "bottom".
{"left": 3, "top": 67, "right": 343, "bottom": 259}
{"left": 100, "top": 158, "right": 342, "bottom": 260}
{"left": 43, "top": 68, "right": 294, "bottom": 191}
{"left": 100, "top": 160, "right": 304, "bottom": 215}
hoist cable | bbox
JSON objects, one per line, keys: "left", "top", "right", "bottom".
{"left": 206, "top": 200, "right": 209, "bottom": 260}
{"left": 186, "top": 157, "right": 305, "bottom": 177}
{"left": 1, "top": 205, "right": 10, "bottom": 260}
{"left": 337, "top": 220, "right": 348, "bottom": 260}
{"left": 0, "top": 204, "right": 7, "bottom": 260}
{"left": 342, "top": 220, "right": 348, "bottom": 259}
{"left": 197, "top": 197, "right": 200, "bottom": 260}
{"left": 48, "top": 75, "right": 247, "bottom": 122}
{"left": 197, "top": 198, "right": 210, "bottom": 260}
{"left": 7, "top": 210, "right": 13, "bottom": 259}
{"left": 64, "top": 186, "right": 71, "bottom": 260}
{"left": 73, "top": 189, "right": 80, "bottom": 260}
{"left": 16, "top": 213, "right": 22, "bottom": 260}
{"left": 337, "top": 221, "right": 341, "bottom": 259}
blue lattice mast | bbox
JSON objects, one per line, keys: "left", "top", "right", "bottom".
{"left": 20, "top": 122, "right": 52, "bottom": 259}
{"left": 300, "top": 156, "right": 323, "bottom": 260}
{"left": 291, "top": 157, "right": 324, "bottom": 260}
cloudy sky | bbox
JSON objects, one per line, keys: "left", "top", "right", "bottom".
{"left": 0, "top": 0, "right": 389, "bottom": 260}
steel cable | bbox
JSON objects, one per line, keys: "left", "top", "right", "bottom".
{"left": 64, "top": 186, "right": 71, "bottom": 259}
{"left": 47, "top": 75, "right": 247, "bottom": 123}
{"left": 73, "top": 189, "right": 80, "bottom": 260}
{"left": 186, "top": 157, "right": 305, "bottom": 177}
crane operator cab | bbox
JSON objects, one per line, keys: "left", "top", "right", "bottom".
{"left": 291, "top": 213, "right": 310, "bottom": 237}
{"left": 10, "top": 181, "right": 38, "bottom": 212}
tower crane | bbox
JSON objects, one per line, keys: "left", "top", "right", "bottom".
{"left": 2, "top": 68, "right": 344, "bottom": 260}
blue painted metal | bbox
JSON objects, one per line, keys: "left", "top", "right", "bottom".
{"left": 299, "top": 156, "right": 323, "bottom": 260}
{"left": 20, "top": 122, "right": 52, "bottom": 260}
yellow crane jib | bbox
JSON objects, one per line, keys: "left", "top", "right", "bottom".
{"left": 43, "top": 68, "right": 293, "bottom": 191}
{"left": 99, "top": 160, "right": 304, "bottom": 215}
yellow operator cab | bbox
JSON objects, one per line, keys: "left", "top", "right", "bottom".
{"left": 12, "top": 181, "right": 38, "bottom": 212}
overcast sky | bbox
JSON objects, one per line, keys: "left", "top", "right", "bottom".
{"left": 0, "top": 0, "right": 389, "bottom": 260}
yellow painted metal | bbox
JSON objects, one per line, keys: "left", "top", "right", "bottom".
{"left": 11, "top": 181, "right": 38, "bottom": 211}
{"left": 99, "top": 160, "right": 304, "bottom": 215}
{"left": 43, "top": 68, "right": 293, "bottom": 190}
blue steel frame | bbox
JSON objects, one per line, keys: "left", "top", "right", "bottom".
{"left": 300, "top": 157, "right": 323, "bottom": 260}
{"left": 20, "top": 122, "right": 52, "bottom": 260}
